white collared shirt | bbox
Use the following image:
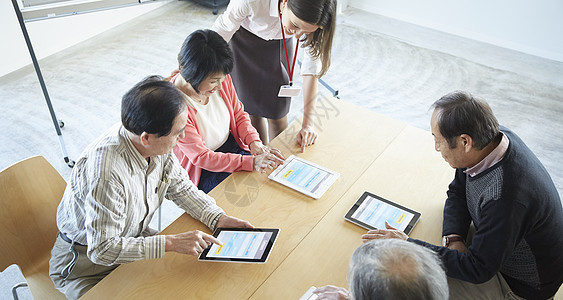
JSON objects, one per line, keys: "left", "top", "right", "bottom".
{"left": 212, "top": 0, "right": 321, "bottom": 75}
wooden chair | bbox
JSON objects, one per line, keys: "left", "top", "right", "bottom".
{"left": 0, "top": 156, "right": 67, "bottom": 299}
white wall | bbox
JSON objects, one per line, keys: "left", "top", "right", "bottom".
{"left": 348, "top": 0, "right": 563, "bottom": 62}
{"left": 0, "top": 1, "right": 165, "bottom": 77}
{"left": 337, "top": 0, "right": 348, "bottom": 14}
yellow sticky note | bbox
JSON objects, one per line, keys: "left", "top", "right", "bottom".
{"left": 283, "top": 170, "right": 293, "bottom": 178}
{"left": 397, "top": 213, "right": 406, "bottom": 224}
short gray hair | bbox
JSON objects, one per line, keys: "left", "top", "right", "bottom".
{"left": 348, "top": 239, "right": 448, "bottom": 300}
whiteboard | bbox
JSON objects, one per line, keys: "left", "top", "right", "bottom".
{"left": 19, "top": 0, "right": 159, "bottom": 22}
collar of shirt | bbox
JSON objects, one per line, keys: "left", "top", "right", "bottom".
{"left": 465, "top": 132, "right": 510, "bottom": 177}
{"left": 118, "top": 125, "right": 154, "bottom": 176}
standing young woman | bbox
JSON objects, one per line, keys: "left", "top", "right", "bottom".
{"left": 212, "top": 0, "right": 337, "bottom": 152}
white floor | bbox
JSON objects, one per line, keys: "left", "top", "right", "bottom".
{"left": 340, "top": 7, "right": 563, "bottom": 88}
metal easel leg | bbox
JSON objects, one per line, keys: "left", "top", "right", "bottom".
{"left": 297, "top": 59, "right": 339, "bottom": 98}
{"left": 318, "top": 77, "right": 339, "bottom": 98}
{"left": 11, "top": 0, "right": 75, "bottom": 168}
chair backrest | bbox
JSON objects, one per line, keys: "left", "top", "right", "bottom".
{"left": 0, "top": 156, "right": 66, "bottom": 276}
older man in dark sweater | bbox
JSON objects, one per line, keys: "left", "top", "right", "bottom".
{"left": 362, "top": 91, "right": 563, "bottom": 299}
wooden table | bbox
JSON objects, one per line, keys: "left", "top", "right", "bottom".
{"left": 252, "top": 125, "right": 453, "bottom": 299}
{"left": 82, "top": 97, "right": 452, "bottom": 299}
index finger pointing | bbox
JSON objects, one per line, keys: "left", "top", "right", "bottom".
{"left": 202, "top": 233, "right": 223, "bottom": 246}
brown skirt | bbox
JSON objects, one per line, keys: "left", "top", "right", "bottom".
{"left": 229, "top": 26, "right": 294, "bottom": 119}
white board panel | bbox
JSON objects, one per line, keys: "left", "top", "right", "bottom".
{"left": 20, "top": 0, "right": 158, "bottom": 21}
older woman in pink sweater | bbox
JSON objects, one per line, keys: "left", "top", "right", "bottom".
{"left": 169, "top": 29, "right": 284, "bottom": 193}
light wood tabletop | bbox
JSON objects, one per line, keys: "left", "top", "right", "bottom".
{"left": 82, "top": 97, "right": 453, "bottom": 300}
{"left": 251, "top": 125, "right": 453, "bottom": 299}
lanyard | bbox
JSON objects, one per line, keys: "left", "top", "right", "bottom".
{"left": 278, "top": 0, "right": 299, "bottom": 86}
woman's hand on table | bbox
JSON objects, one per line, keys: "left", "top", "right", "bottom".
{"left": 296, "top": 125, "right": 318, "bottom": 153}
{"left": 250, "top": 141, "right": 285, "bottom": 173}
{"left": 249, "top": 141, "right": 284, "bottom": 158}
{"left": 249, "top": 141, "right": 268, "bottom": 156}
{"left": 254, "top": 152, "right": 284, "bottom": 173}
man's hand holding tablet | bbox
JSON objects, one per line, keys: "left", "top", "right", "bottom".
{"left": 215, "top": 214, "right": 254, "bottom": 229}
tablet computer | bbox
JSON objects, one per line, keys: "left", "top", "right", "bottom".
{"left": 299, "top": 286, "right": 318, "bottom": 300}
{"left": 344, "top": 191, "right": 421, "bottom": 234}
{"left": 268, "top": 155, "right": 340, "bottom": 199}
{"left": 198, "top": 228, "right": 279, "bottom": 263}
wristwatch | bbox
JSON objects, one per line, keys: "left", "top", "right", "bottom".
{"left": 442, "top": 235, "right": 464, "bottom": 247}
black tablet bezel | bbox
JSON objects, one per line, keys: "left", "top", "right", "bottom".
{"left": 198, "top": 228, "right": 279, "bottom": 263}
{"left": 344, "top": 191, "right": 421, "bottom": 234}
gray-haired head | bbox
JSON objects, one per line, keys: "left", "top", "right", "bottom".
{"left": 348, "top": 239, "right": 448, "bottom": 300}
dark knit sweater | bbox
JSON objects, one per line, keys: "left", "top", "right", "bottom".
{"left": 410, "top": 127, "right": 563, "bottom": 299}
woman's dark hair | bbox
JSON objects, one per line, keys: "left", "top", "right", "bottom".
{"left": 431, "top": 91, "right": 500, "bottom": 150}
{"left": 178, "top": 29, "right": 233, "bottom": 93}
{"left": 288, "top": 0, "right": 337, "bottom": 77}
{"left": 121, "top": 75, "right": 185, "bottom": 137}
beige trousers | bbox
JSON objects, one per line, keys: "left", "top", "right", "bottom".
{"left": 49, "top": 234, "right": 117, "bottom": 299}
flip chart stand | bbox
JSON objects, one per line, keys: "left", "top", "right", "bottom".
{"left": 11, "top": 0, "right": 75, "bottom": 167}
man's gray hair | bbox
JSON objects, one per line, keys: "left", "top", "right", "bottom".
{"left": 348, "top": 239, "right": 448, "bottom": 300}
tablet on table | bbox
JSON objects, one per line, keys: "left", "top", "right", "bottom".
{"left": 268, "top": 155, "right": 339, "bottom": 199}
{"left": 344, "top": 191, "right": 421, "bottom": 234}
{"left": 198, "top": 228, "right": 279, "bottom": 263}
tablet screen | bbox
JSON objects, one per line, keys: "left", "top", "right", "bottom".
{"left": 199, "top": 228, "right": 279, "bottom": 263}
{"left": 345, "top": 192, "right": 421, "bottom": 234}
{"left": 268, "top": 155, "right": 339, "bottom": 199}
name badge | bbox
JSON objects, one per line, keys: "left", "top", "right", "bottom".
{"left": 278, "top": 85, "right": 301, "bottom": 97}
